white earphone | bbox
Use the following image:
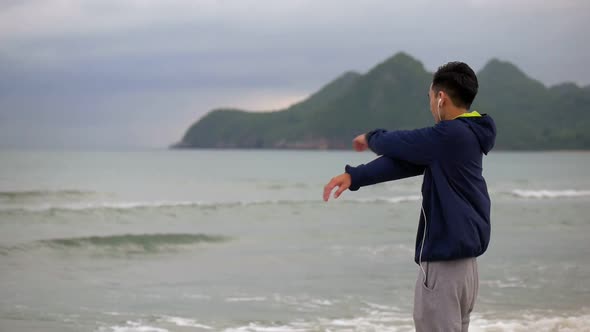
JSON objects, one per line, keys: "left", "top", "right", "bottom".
{"left": 436, "top": 97, "right": 442, "bottom": 122}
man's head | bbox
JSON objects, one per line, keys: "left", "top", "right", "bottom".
{"left": 428, "top": 62, "right": 478, "bottom": 123}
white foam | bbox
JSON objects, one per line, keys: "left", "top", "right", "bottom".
{"left": 98, "top": 320, "right": 169, "bottom": 332}
{"left": 0, "top": 200, "right": 209, "bottom": 213}
{"left": 271, "top": 293, "right": 300, "bottom": 306}
{"left": 4, "top": 189, "right": 587, "bottom": 214}
{"left": 310, "top": 299, "right": 334, "bottom": 306}
{"left": 225, "top": 296, "right": 267, "bottom": 302}
{"left": 217, "top": 308, "right": 590, "bottom": 332}
{"left": 181, "top": 293, "right": 212, "bottom": 300}
{"left": 0, "top": 193, "right": 424, "bottom": 213}
{"left": 98, "top": 309, "right": 590, "bottom": 332}
{"left": 351, "top": 195, "right": 422, "bottom": 204}
{"left": 480, "top": 278, "right": 527, "bottom": 289}
{"left": 0, "top": 199, "right": 304, "bottom": 213}
{"left": 331, "top": 243, "right": 414, "bottom": 259}
{"left": 470, "top": 312, "right": 590, "bottom": 332}
{"left": 295, "top": 298, "right": 337, "bottom": 310}
{"left": 510, "top": 189, "right": 590, "bottom": 199}
{"left": 359, "top": 244, "right": 415, "bottom": 257}
{"left": 223, "top": 322, "right": 308, "bottom": 332}
{"left": 158, "top": 315, "right": 213, "bottom": 329}
{"left": 362, "top": 301, "right": 402, "bottom": 312}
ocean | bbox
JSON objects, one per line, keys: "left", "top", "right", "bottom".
{"left": 0, "top": 149, "right": 589, "bottom": 332}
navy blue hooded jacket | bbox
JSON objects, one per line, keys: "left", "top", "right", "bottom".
{"left": 344, "top": 113, "right": 497, "bottom": 264}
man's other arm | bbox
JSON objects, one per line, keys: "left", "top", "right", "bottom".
{"left": 345, "top": 155, "right": 425, "bottom": 191}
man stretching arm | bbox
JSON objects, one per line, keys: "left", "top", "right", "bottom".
{"left": 323, "top": 62, "right": 497, "bottom": 332}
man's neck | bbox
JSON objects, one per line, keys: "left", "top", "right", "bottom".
{"left": 443, "top": 107, "right": 469, "bottom": 121}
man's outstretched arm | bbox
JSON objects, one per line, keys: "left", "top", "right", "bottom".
{"left": 323, "top": 156, "right": 425, "bottom": 201}
{"left": 345, "top": 155, "right": 425, "bottom": 190}
{"left": 362, "top": 125, "right": 448, "bottom": 165}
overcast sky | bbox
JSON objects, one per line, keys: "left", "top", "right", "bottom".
{"left": 1, "top": 0, "right": 588, "bottom": 149}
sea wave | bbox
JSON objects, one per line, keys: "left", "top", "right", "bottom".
{"left": 1, "top": 200, "right": 226, "bottom": 213}
{"left": 508, "top": 189, "right": 590, "bottom": 199}
{"left": 353, "top": 195, "right": 422, "bottom": 204}
{"left": 3, "top": 188, "right": 587, "bottom": 216}
{"left": 469, "top": 312, "right": 590, "bottom": 332}
{"left": 98, "top": 320, "right": 169, "bottom": 332}
{"left": 225, "top": 296, "right": 268, "bottom": 303}
{"left": 329, "top": 243, "right": 415, "bottom": 259}
{"left": 0, "top": 189, "right": 98, "bottom": 200}
{"left": 157, "top": 316, "right": 213, "bottom": 329}
{"left": 0, "top": 195, "right": 422, "bottom": 215}
{"left": 95, "top": 309, "right": 590, "bottom": 332}
{"left": 1, "top": 233, "right": 230, "bottom": 255}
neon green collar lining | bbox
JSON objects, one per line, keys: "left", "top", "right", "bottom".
{"left": 453, "top": 110, "right": 482, "bottom": 119}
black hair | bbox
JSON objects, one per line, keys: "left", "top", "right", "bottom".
{"left": 432, "top": 62, "right": 478, "bottom": 109}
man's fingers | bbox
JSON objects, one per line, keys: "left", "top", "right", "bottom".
{"left": 323, "top": 179, "right": 337, "bottom": 201}
{"left": 334, "top": 184, "right": 346, "bottom": 199}
{"left": 324, "top": 175, "right": 349, "bottom": 201}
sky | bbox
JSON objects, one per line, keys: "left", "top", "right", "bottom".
{"left": 0, "top": 0, "right": 589, "bottom": 149}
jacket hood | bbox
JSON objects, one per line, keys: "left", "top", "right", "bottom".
{"left": 459, "top": 114, "right": 496, "bottom": 154}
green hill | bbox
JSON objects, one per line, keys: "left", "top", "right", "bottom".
{"left": 173, "top": 52, "right": 590, "bottom": 150}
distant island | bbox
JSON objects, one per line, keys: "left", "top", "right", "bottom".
{"left": 172, "top": 52, "right": 590, "bottom": 150}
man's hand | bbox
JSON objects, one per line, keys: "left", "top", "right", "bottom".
{"left": 353, "top": 134, "right": 369, "bottom": 152}
{"left": 323, "top": 173, "right": 351, "bottom": 201}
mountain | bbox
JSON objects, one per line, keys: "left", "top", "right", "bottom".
{"left": 173, "top": 52, "right": 590, "bottom": 150}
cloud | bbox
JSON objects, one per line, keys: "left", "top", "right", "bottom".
{"left": 0, "top": 0, "right": 589, "bottom": 148}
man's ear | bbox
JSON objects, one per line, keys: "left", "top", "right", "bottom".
{"left": 438, "top": 91, "right": 446, "bottom": 106}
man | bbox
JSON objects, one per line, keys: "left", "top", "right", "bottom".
{"left": 323, "top": 62, "right": 496, "bottom": 331}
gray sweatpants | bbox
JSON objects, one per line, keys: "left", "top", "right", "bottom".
{"left": 413, "top": 257, "right": 479, "bottom": 332}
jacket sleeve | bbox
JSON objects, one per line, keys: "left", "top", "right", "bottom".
{"left": 344, "top": 156, "right": 425, "bottom": 191}
{"left": 365, "top": 124, "right": 448, "bottom": 165}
